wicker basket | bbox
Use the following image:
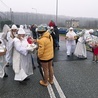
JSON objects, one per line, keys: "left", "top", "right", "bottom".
{"left": 0, "top": 50, "right": 6, "bottom": 56}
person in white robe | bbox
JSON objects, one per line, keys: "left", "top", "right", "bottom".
{"left": 1, "top": 24, "right": 10, "bottom": 45}
{"left": 65, "top": 27, "right": 76, "bottom": 56}
{"left": 6, "top": 24, "right": 18, "bottom": 66}
{"left": 13, "top": 28, "right": 33, "bottom": 82}
{"left": 0, "top": 38, "right": 8, "bottom": 78}
{"left": 1, "top": 24, "right": 10, "bottom": 64}
{"left": 74, "top": 29, "right": 94, "bottom": 59}
{"left": 74, "top": 30, "right": 87, "bottom": 58}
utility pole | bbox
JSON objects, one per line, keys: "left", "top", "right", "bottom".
{"left": 56, "top": 0, "right": 58, "bottom": 26}
{"left": 10, "top": 8, "right": 12, "bottom": 23}
{"left": 32, "top": 8, "right": 37, "bottom": 24}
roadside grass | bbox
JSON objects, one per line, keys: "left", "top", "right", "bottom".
{"left": 59, "top": 34, "right": 66, "bottom": 37}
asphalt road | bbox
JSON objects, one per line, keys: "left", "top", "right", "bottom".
{"left": 0, "top": 35, "right": 98, "bottom": 98}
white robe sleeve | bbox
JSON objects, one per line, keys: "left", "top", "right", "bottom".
{"left": 13, "top": 38, "right": 28, "bottom": 56}
{"left": 7, "top": 32, "right": 10, "bottom": 41}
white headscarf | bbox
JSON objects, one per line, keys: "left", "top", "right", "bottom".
{"left": 89, "top": 29, "right": 94, "bottom": 33}
{"left": 11, "top": 24, "right": 17, "bottom": 30}
{"left": 69, "top": 27, "right": 73, "bottom": 30}
{"left": 20, "top": 25, "right": 24, "bottom": 29}
{"left": 18, "top": 28, "right": 26, "bottom": 34}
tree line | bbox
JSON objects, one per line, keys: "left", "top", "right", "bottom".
{"left": 0, "top": 11, "right": 98, "bottom": 29}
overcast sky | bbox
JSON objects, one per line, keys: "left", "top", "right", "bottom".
{"left": 0, "top": 0, "right": 98, "bottom": 18}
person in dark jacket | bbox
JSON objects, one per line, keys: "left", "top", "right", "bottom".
{"left": 30, "top": 24, "right": 37, "bottom": 39}
{"left": 49, "top": 27, "right": 57, "bottom": 51}
{"left": 54, "top": 26, "right": 60, "bottom": 49}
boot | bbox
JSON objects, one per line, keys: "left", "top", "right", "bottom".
{"left": 39, "top": 80, "right": 48, "bottom": 87}
{"left": 48, "top": 78, "right": 53, "bottom": 85}
{"left": 48, "top": 80, "right": 54, "bottom": 85}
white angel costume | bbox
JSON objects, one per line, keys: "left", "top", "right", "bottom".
{"left": 13, "top": 28, "right": 33, "bottom": 81}
{"left": 66, "top": 27, "right": 76, "bottom": 56}
{"left": 74, "top": 30, "right": 87, "bottom": 58}
{"left": 6, "top": 24, "right": 18, "bottom": 65}
{"left": 74, "top": 29, "right": 97, "bottom": 58}
{"left": 0, "top": 39, "right": 6, "bottom": 78}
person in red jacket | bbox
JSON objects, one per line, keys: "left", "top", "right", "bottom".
{"left": 48, "top": 20, "right": 56, "bottom": 27}
{"left": 92, "top": 42, "right": 98, "bottom": 62}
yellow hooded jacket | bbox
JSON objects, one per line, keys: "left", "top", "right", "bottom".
{"left": 37, "top": 31, "right": 54, "bottom": 61}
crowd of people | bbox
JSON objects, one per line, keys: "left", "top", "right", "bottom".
{"left": 0, "top": 20, "right": 60, "bottom": 86}
{"left": 65, "top": 27, "right": 98, "bottom": 62}
{"left": 0, "top": 20, "right": 98, "bottom": 87}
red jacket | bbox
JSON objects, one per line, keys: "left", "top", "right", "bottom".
{"left": 49, "top": 21, "right": 55, "bottom": 27}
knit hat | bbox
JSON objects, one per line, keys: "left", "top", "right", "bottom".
{"left": 20, "top": 25, "right": 24, "bottom": 29}
{"left": 11, "top": 24, "right": 18, "bottom": 30}
{"left": 18, "top": 28, "right": 26, "bottom": 34}
{"left": 69, "top": 27, "right": 73, "bottom": 30}
{"left": 37, "top": 26, "right": 47, "bottom": 32}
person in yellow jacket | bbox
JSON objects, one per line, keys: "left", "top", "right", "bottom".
{"left": 37, "top": 26, "right": 54, "bottom": 86}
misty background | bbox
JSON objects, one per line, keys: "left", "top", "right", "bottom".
{"left": 0, "top": 0, "right": 98, "bottom": 30}
{"left": 0, "top": 11, "right": 98, "bottom": 29}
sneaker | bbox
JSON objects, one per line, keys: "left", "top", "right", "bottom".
{"left": 33, "top": 66, "right": 36, "bottom": 70}
{"left": 4, "top": 73, "right": 8, "bottom": 77}
{"left": 6, "top": 63, "right": 9, "bottom": 67}
{"left": 39, "top": 80, "right": 48, "bottom": 87}
{"left": 24, "top": 77, "right": 30, "bottom": 81}
{"left": 96, "top": 61, "right": 98, "bottom": 63}
{"left": 92, "top": 60, "right": 96, "bottom": 62}
{"left": 72, "top": 53, "right": 73, "bottom": 55}
{"left": 67, "top": 55, "right": 70, "bottom": 57}
{"left": 57, "top": 46, "right": 59, "bottom": 50}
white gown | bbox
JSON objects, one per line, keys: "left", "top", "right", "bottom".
{"left": 6, "top": 31, "right": 14, "bottom": 64}
{"left": 74, "top": 31, "right": 89, "bottom": 58}
{"left": 1, "top": 24, "right": 10, "bottom": 45}
{"left": 13, "top": 37, "right": 33, "bottom": 81}
{"left": 74, "top": 36, "right": 87, "bottom": 58}
{"left": 66, "top": 31, "right": 76, "bottom": 55}
{"left": 0, "top": 39, "right": 6, "bottom": 78}
{"left": 1, "top": 25, "right": 10, "bottom": 64}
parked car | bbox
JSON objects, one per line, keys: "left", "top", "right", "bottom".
{"left": 92, "top": 31, "right": 98, "bottom": 37}
{"left": 74, "top": 29, "right": 82, "bottom": 34}
{"left": 58, "top": 27, "right": 67, "bottom": 34}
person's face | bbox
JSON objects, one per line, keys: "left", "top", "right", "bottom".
{"left": 18, "top": 34, "right": 25, "bottom": 39}
{"left": 12, "top": 29, "right": 17, "bottom": 33}
{"left": 70, "top": 29, "right": 73, "bottom": 31}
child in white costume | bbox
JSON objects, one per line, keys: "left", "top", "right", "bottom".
{"left": 65, "top": 27, "right": 76, "bottom": 56}
{"left": 0, "top": 39, "right": 8, "bottom": 78}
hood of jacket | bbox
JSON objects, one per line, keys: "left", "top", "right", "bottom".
{"left": 41, "top": 31, "right": 51, "bottom": 39}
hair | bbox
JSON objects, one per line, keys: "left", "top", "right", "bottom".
{"left": 37, "top": 31, "right": 45, "bottom": 34}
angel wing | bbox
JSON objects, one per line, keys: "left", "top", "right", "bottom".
{"left": 1, "top": 24, "right": 10, "bottom": 40}
{"left": 2, "top": 24, "right": 10, "bottom": 33}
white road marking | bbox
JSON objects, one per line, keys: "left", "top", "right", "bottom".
{"left": 47, "top": 84, "right": 56, "bottom": 98}
{"left": 42, "top": 68, "right": 56, "bottom": 98}
{"left": 42, "top": 68, "right": 66, "bottom": 98}
{"left": 47, "top": 75, "right": 66, "bottom": 98}
{"left": 53, "top": 76, "right": 66, "bottom": 98}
